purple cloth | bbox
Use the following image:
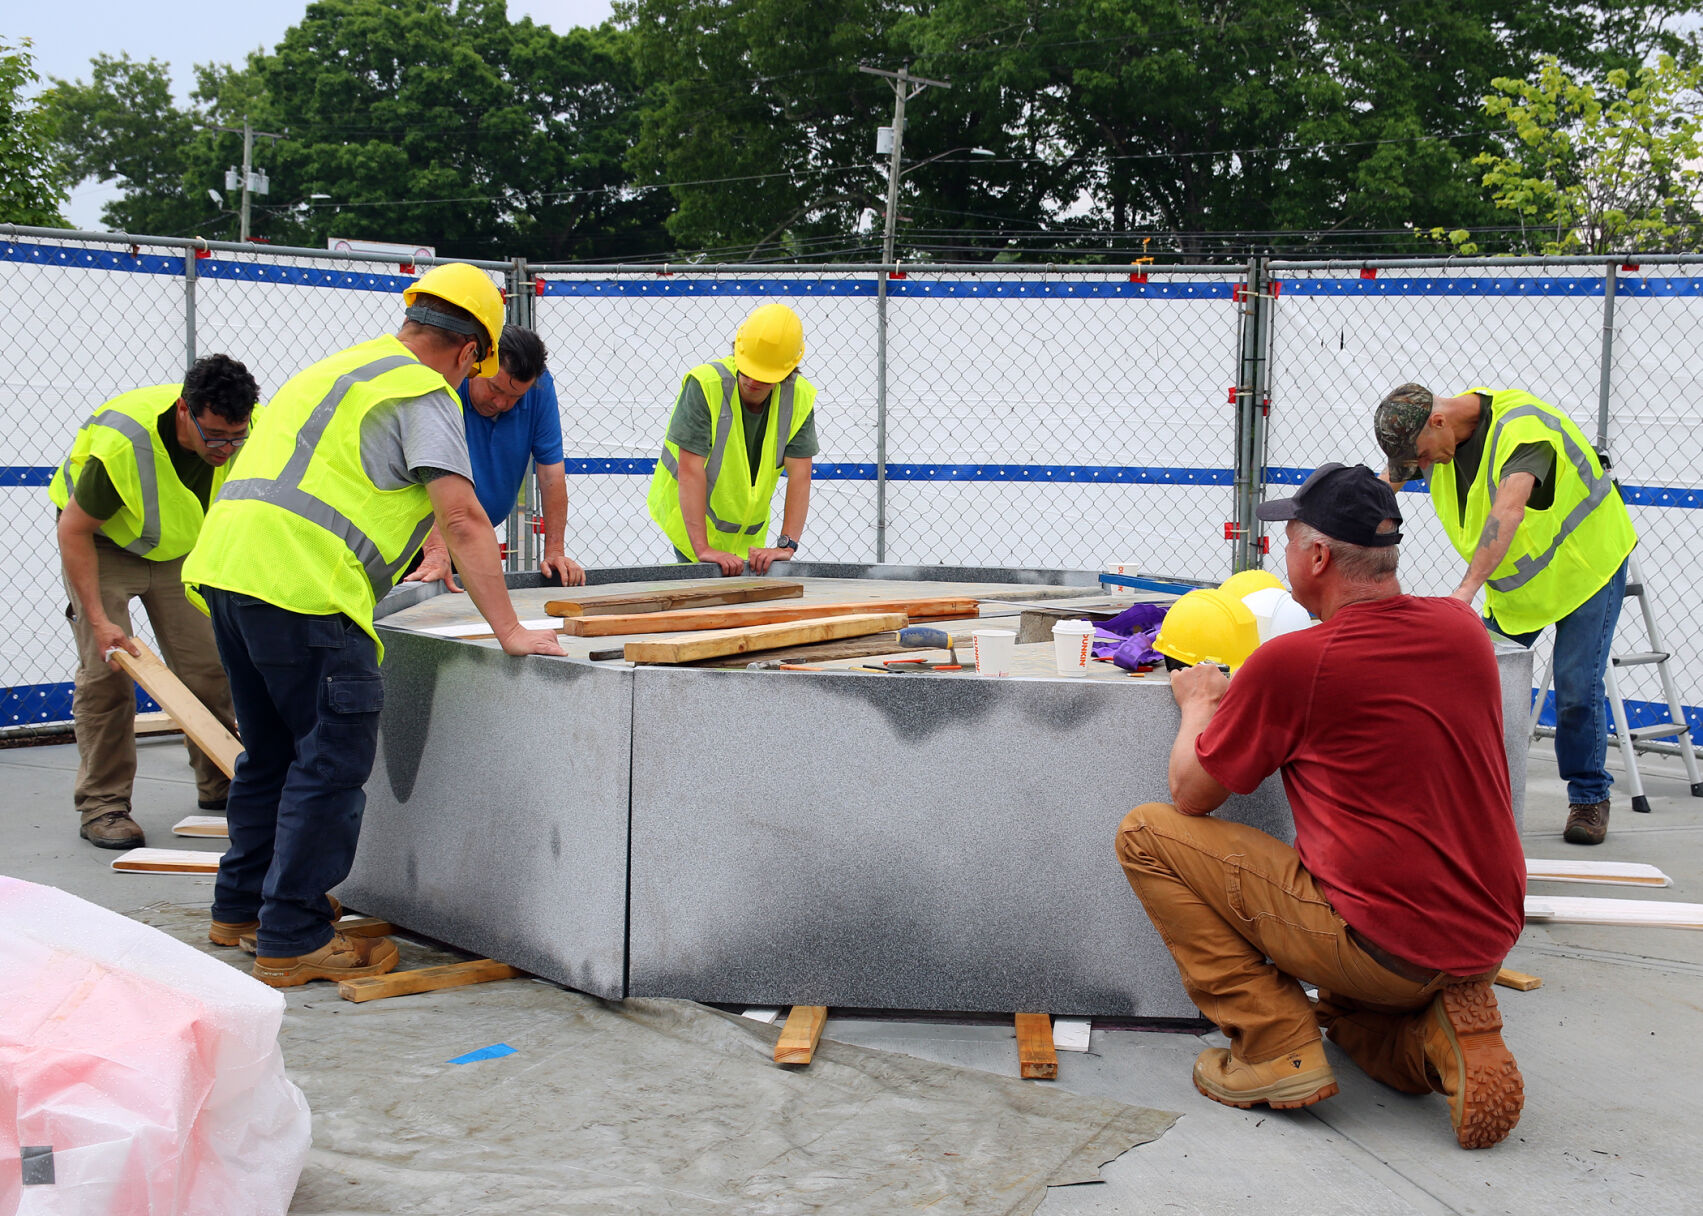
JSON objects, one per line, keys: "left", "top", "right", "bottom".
{"left": 1089, "top": 602, "right": 1167, "bottom": 669}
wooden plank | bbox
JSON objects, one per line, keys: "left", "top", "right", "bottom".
{"left": 134, "top": 711, "right": 182, "bottom": 737}
{"left": 690, "top": 632, "right": 907, "bottom": 667}
{"left": 336, "top": 916, "right": 397, "bottom": 938}
{"left": 1525, "top": 894, "right": 1703, "bottom": 928}
{"left": 1495, "top": 968, "right": 1543, "bottom": 992}
{"left": 110, "top": 642, "right": 243, "bottom": 779}
{"left": 774, "top": 1005, "right": 828, "bottom": 1064}
{"left": 1525, "top": 858, "right": 1671, "bottom": 887}
{"left": 337, "top": 959, "right": 522, "bottom": 1003}
{"left": 172, "top": 815, "right": 229, "bottom": 838}
{"left": 625, "top": 613, "right": 908, "bottom": 665}
{"left": 1016, "top": 1012, "right": 1059, "bottom": 1080}
{"left": 560, "top": 597, "right": 978, "bottom": 637}
{"left": 546, "top": 580, "right": 804, "bottom": 618}
{"left": 111, "top": 847, "right": 222, "bottom": 874}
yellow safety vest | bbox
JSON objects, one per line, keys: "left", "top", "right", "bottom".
{"left": 183, "top": 335, "right": 455, "bottom": 653}
{"left": 1429, "top": 388, "right": 1636, "bottom": 634}
{"left": 646, "top": 358, "right": 816, "bottom": 558}
{"left": 48, "top": 385, "right": 229, "bottom": 561}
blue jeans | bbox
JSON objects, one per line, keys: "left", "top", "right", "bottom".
{"left": 1491, "top": 560, "right": 1627, "bottom": 806}
{"left": 205, "top": 589, "right": 384, "bottom": 957}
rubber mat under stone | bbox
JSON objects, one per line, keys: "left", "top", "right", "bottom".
{"left": 131, "top": 904, "right": 1175, "bottom": 1215}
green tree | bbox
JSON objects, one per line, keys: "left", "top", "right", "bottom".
{"left": 1440, "top": 54, "right": 1703, "bottom": 255}
{"left": 41, "top": 53, "right": 209, "bottom": 236}
{"left": 0, "top": 37, "right": 70, "bottom": 227}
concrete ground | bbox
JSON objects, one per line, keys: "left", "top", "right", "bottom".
{"left": 5, "top": 731, "right": 1701, "bottom": 1214}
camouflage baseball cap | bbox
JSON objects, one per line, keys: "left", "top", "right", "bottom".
{"left": 1373, "top": 383, "right": 1435, "bottom": 483}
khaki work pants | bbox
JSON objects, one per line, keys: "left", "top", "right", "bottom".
{"left": 64, "top": 542, "right": 237, "bottom": 822}
{"left": 1116, "top": 802, "right": 1496, "bottom": 1090}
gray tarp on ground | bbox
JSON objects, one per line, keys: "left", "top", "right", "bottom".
{"left": 134, "top": 905, "right": 1175, "bottom": 1215}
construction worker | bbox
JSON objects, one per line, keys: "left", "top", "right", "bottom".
{"left": 647, "top": 302, "right": 819, "bottom": 575}
{"left": 1374, "top": 384, "right": 1637, "bottom": 846}
{"left": 1117, "top": 463, "right": 1526, "bottom": 1148}
{"left": 50, "top": 354, "right": 259, "bottom": 849}
{"left": 183, "top": 263, "right": 566, "bottom": 988}
{"left": 404, "top": 324, "right": 585, "bottom": 591}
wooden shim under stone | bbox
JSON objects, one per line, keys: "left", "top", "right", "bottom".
{"left": 625, "top": 613, "right": 907, "bottom": 665}
{"left": 1525, "top": 894, "right": 1703, "bottom": 928}
{"left": 111, "top": 847, "right": 222, "bottom": 874}
{"left": 172, "top": 815, "right": 229, "bottom": 838}
{"left": 1015, "top": 1013, "right": 1058, "bottom": 1079}
{"left": 546, "top": 580, "right": 804, "bottom": 618}
{"left": 774, "top": 1005, "right": 828, "bottom": 1065}
{"left": 1525, "top": 858, "right": 1671, "bottom": 887}
{"left": 111, "top": 642, "right": 243, "bottom": 778}
{"left": 338, "top": 959, "right": 522, "bottom": 1003}
{"left": 560, "top": 597, "right": 977, "bottom": 637}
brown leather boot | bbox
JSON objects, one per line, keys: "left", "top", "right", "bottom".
{"left": 1192, "top": 1040, "right": 1339, "bottom": 1110}
{"left": 252, "top": 931, "right": 398, "bottom": 988}
{"left": 79, "top": 810, "right": 145, "bottom": 850}
{"left": 1564, "top": 799, "right": 1610, "bottom": 845}
{"left": 208, "top": 917, "right": 258, "bottom": 947}
{"left": 1420, "top": 981, "right": 1524, "bottom": 1148}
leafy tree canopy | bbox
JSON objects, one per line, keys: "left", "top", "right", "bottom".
{"left": 0, "top": 37, "right": 70, "bottom": 227}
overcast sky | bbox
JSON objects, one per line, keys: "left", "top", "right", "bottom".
{"left": 11, "top": 1, "right": 617, "bottom": 228}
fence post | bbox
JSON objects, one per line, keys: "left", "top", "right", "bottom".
{"left": 504, "top": 257, "right": 533, "bottom": 573}
{"left": 1248, "top": 255, "right": 1273, "bottom": 569}
{"left": 875, "top": 267, "right": 889, "bottom": 563}
{"left": 1233, "top": 257, "right": 1267, "bottom": 572}
{"left": 1596, "top": 261, "right": 1618, "bottom": 452}
{"left": 183, "top": 248, "right": 198, "bottom": 371}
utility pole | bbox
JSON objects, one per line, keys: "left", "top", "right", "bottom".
{"left": 212, "top": 116, "right": 285, "bottom": 241}
{"left": 858, "top": 63, "right": 951, "bottom": 564}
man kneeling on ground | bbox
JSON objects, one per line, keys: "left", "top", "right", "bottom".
{"left": 1115, "top": 462, "right": 1527, "bottom": 1149}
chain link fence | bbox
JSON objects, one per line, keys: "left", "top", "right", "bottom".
{"left": 3, "top": 225, "right": 1700, "bottom": 744}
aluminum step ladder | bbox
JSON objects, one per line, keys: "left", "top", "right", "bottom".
{"left": 1529, "top": 549, "right": 1703, "bottom": 812}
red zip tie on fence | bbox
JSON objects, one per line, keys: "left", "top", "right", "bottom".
{"left": 534, "top": 276, "right": 547, "bottom": 297}
{"left": 1360, "top": 268, "right": 1377, "bottom": 279}
{"left": 399, "top": 262, "right": 415, "bottom": 275}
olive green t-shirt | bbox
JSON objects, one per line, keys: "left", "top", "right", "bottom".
{"left": 666, "top": 377, "right": 820, "bottom": 478}
{"left": 1453, "top": 392, "right": 1556, "bottom": 515}
{"left": 72, "top": 406, "right": 215, "bottom": 521}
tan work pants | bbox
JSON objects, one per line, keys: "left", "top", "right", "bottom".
{"left": 1116, "top": 802, "right": 1491, "bottom": 1089}
{"left": 64, "top": 542, "right": 237, "bottom": 822}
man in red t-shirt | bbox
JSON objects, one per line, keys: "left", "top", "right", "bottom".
{"left": 1116, "top": 463, "right": 1527, "bottom": 1149}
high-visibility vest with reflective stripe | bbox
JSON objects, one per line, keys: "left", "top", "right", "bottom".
{"left": 183, "top": 336, "right": 453, "bottom": 652}
{"left": 48, "top": 385, "right": 228, "bottom": 561}
{"left": 646, "top": 358, "right": 816, "bottom": 558}
{"left": 1429, "top": 388, "right": 1636, "bottom": 634}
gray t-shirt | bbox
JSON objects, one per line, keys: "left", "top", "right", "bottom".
{"left": 359, "top": 386, "right": 473, "bottom": 491}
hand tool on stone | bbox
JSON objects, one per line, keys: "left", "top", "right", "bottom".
{"left": 883, "top": 626, "right": 965, "bottom": 671}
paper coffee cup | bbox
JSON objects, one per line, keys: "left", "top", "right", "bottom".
{"left": 972, "top": 629, "right": 1016, "bottom": 677}
{"left": 1051, "top": 619, "right": 1095, "bottom": 676}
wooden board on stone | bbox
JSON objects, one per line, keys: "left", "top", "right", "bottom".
{"left": 545, "top": 580, "right": 804, "bottom": 618}
{"left": 688, "top": 631, "right": 910, "bottom": 667}
{"left": 561, "top": 598, "right": 977, "bottom": 637}
{"left": 625, "top": 613, "right": 908, "bottom": 664}
{"left": 110, "top": 642, "right": 243, "bottom": 779}
{"left": 111, "top": 847, "right": 223, "bottom": 874}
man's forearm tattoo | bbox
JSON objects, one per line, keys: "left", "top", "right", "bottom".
{"left": 1476, "top": 517, "right": 1501, "bottom": 551}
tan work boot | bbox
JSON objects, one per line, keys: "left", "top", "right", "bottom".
{"left": 1564, "top": 799, "right": 1610, "bottom": 845}
{"left": 80, "top": 809, "right": 145, "bottom": 849}
{"left": 1193, "top": 1040, "right": 1339, "bottom": 1110}
{"left": 252, "top": 931, "right": 398, "bottom": 988}
{"left": 1421, "top": 981, "right": 1524, "bottom": 1149}
{"left": 232, "top": 895, "right": 344, "bottom": 955}
{"left": 208, "top": 916, "right": 258, "bottom": 947}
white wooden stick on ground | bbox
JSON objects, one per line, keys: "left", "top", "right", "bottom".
{"left": 1525, "top": 895, "right": 1703, "bottom": 928}
{"left": 1525, "top": 858, "right": 1671, "bottom": 887}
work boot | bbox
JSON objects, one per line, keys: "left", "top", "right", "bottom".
{"left": 1420, "top": 981, "right": 1523, "bottom": 1149}
{"left": 233, "top": 895, "right": 344, "bottom": 955}
{"left": 79, "top": 810, "right": 145, "bottom": 850}
{"left": 197, "top": 796, "right": 228, "bottom": 813}
{"left": 1192, "top": 1040, "right": 1339, "bottom": 1110}
{"left": 1564, "top": 799, "right": 1610, "bottom": 845}
{"left": 209, "top": 916, "right": 258, "bottom": 947}
{"left": 252, "top": 931, "right": 398, "bottom": 988}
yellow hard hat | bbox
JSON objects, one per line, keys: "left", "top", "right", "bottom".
{"left": 403, "top": 263, "right": 504, "bottom": 377}
{"left": 733, "top": 303, "right": 805, "bottom": 383}
{"left": 1219, "top": 569, "right": 1282, "bottom": 601}
{"left": 1154, "top": 588, "right": 1261, "bottom": 673}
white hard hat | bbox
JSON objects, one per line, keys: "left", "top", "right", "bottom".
{"left": 1240, "top": 586, "right": 1315, "bottom": 645}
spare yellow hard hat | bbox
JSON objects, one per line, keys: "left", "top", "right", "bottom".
{"left": 733, "top": 303, "right": 805, "bottom": 383}
{"left": 1154, "top": 588, "right": 1261, "bottom": 673}
{"left": 404, "top": 263, "right": 504, "bottom": 377}
{"left": 1219, "top": 569, "right": 1283, "bottom": 601}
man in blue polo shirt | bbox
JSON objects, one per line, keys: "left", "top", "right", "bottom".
{"left": 405, "top": 325, "right": 585, "bottom": 589}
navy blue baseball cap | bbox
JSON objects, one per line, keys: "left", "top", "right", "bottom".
{"left": 1255, "top": 462, "right": 1402, "bottom": 547}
